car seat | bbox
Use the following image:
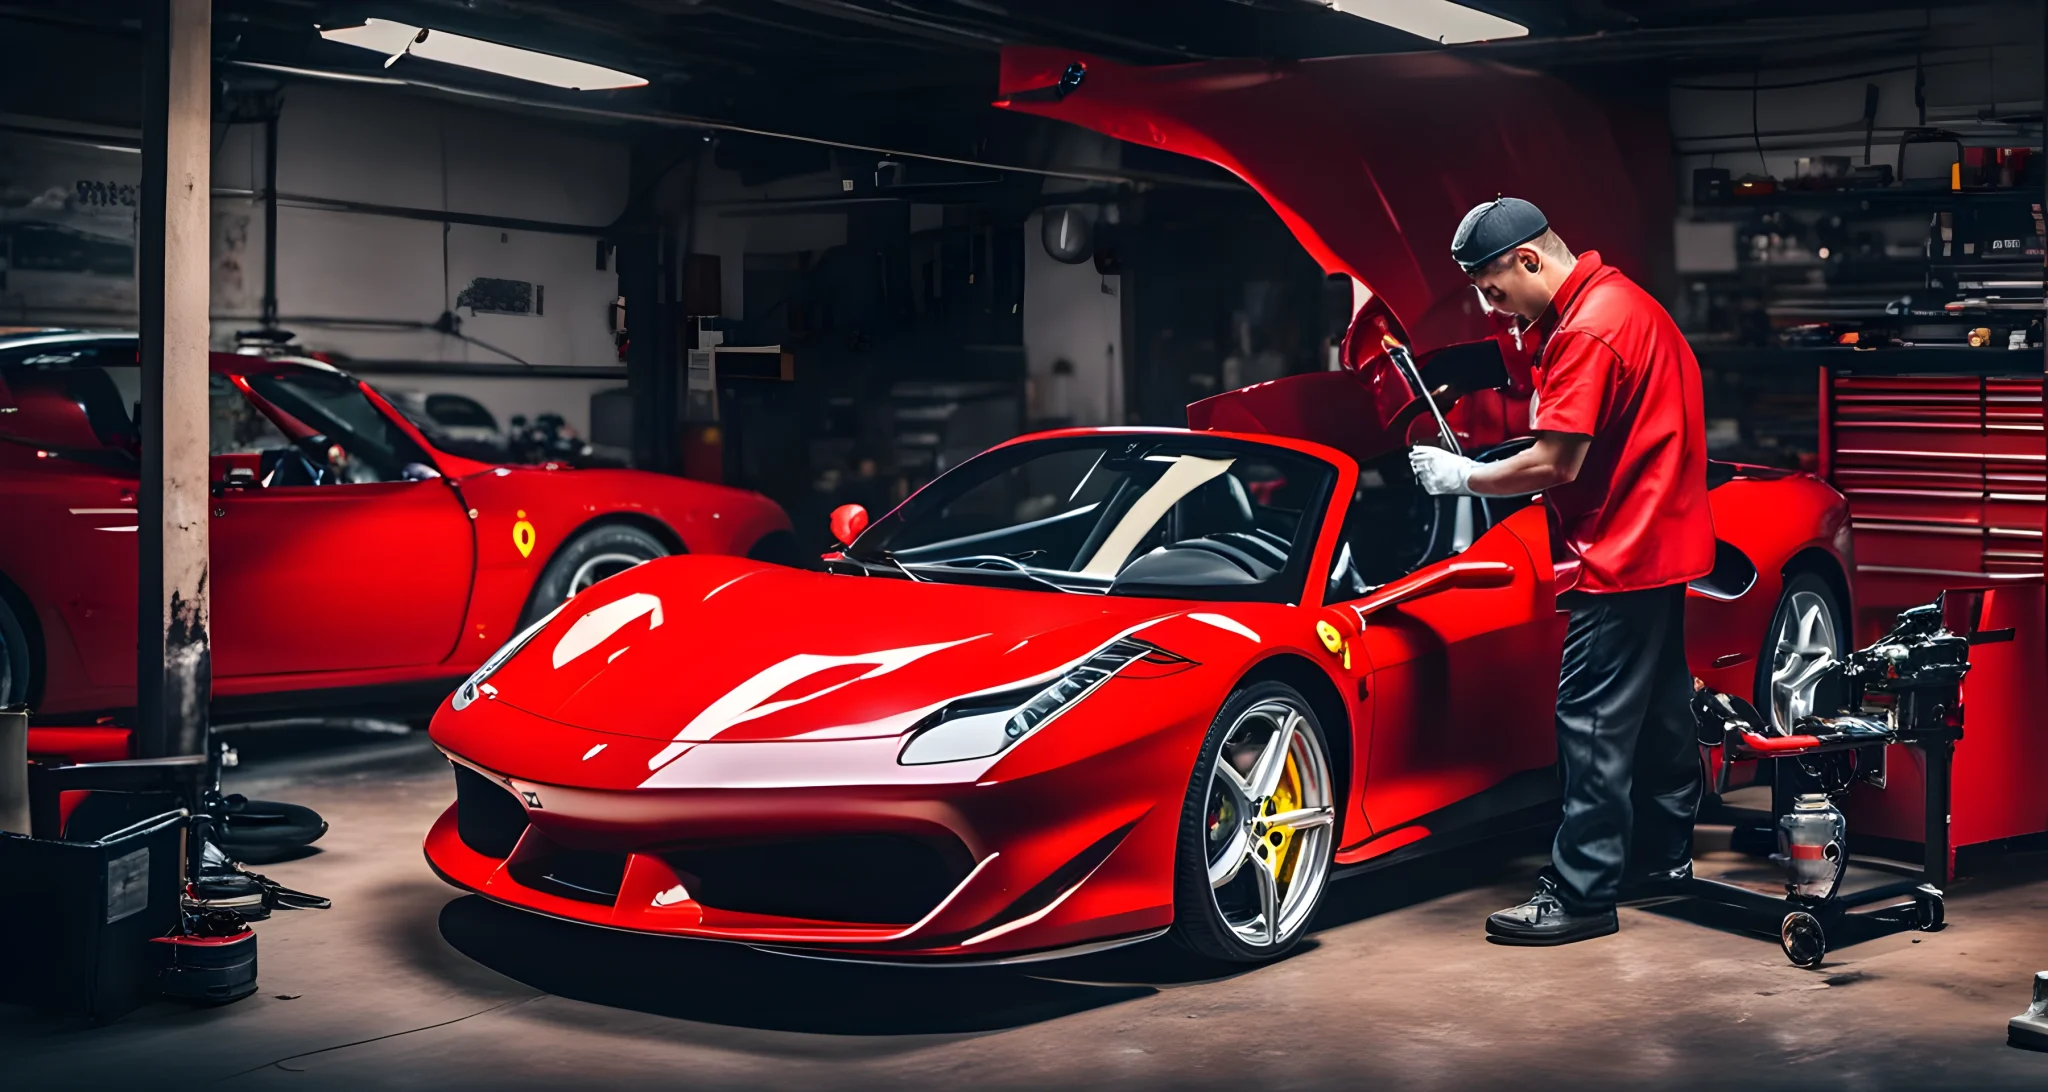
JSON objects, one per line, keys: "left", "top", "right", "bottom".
{"left": 1174, "top": 474, "right": 1291, "bottom": 573}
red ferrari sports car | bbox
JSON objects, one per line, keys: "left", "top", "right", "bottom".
{"left": 0, "top": 330, "right": 791, "bottom": 751}
{"left": 424, "top": 47, "right": 1853, "bottom": 965}
{"left": 425, "top": 391, "right": 1848, "bottom": 963}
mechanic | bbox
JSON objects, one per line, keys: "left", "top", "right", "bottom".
{"left": 1408, "top": 197, "right": 1716, "bottom": 946}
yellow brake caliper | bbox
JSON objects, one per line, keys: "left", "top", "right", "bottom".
{"left": 1261, "top": 753, "right": 1303, "bottom": 889}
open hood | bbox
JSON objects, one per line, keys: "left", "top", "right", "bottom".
{"left": 996, "top": 47, "right": 1666, "bottom": 355}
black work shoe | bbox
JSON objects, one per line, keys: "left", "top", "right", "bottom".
{"left": 1485, "top": 879, "right": 1618, "bottom": 946}
{"left": 1619, "top": 859, "right": 1695, "bottom": 901}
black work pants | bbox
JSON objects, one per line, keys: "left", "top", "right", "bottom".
{"left": 1550, "top": 583, "right": 1701, "bottom": 910}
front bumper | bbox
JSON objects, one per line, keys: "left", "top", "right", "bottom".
{"left": 424, "top": 702, "right": 1194, "bottom": 962}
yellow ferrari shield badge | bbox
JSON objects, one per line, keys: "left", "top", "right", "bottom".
{"left": 1315, "top": 619, "right": 1351, "bottom": 670}
{"left": 512, "top": 510, "right": 537, "bottom": 558}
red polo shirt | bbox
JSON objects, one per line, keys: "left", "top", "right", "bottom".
{"left": 1528, "top": 252, "right": 1714, "bottom": 595}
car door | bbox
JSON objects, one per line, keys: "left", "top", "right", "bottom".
{"left": 0, "top": 337, "right": 146, "bottom": 696}
{"left": 1333, "top": 496, "right": 1563, "bottom": 836}
{"left": 208, "top": 366, "right": 476, "bottom": 678}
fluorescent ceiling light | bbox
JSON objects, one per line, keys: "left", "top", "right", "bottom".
{"left": 318, "top": 19, "right": 647, "bottom": 90}
{"left": 1329, "top": 0, "right": 1527, "bottom": 45}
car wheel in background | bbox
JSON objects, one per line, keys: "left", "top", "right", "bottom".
{"left": 1758, "top": 572, "right": 1845, "bottom": 733}
{"left": 745, "top": 530, "right": 799, "bottom": 568}
{"left": 0, "top": 593, "right": 30, "bottom": 706}
{"left": 520, "top": 523, "right": 671, "bottom": 627}
{"left": 1172, "top": 680, "right": 1337, "bottom": 963}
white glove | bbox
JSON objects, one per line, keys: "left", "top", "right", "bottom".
{"left": 1408, "top": 445, "right": 1479, "bottom": 497}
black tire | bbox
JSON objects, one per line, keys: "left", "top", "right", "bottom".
{"left": 0, "top": 590, "right": 31, "bottom": 707}
{"left": 217, "top": 796, "right": 329, "bottom": 863}
{"left": 1756, "top": 571, "right": 1846, "bottom": 734}
{"left": 520, "top": 522, "right": 671, "bottom": 627}
{"left": 746, "top": 530, "right": 799, "bottom": 568}
{"left": 1171, "top": 680, "right": 1336, "bottom": 963}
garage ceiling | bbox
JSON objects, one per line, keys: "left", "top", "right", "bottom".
{"left": 5, "top": 1, "right": 2035, "bottom": 183}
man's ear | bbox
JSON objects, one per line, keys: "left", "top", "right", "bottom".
{"left": 1517, "top": 246, "right": 1541, "bottom": 274}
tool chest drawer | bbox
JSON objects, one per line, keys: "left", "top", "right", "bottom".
{"left": 1824, "top": 369, "right": 2045, "bottom": 629}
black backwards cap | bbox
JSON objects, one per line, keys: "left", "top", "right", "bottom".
{"left": 1451, "top": 196, "right": 1549, "bottom": 274}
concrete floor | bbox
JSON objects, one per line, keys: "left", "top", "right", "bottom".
{"left": 7, "top": 729, "right": 2048, "bottom": 1091}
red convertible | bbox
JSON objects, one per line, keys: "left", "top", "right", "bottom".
{"left": 425, "top": 409, "right": 1847, "bottom": 964}
{"left": 424, "top": 45, "right": 1855, "bottom": 965}
{"left": 0, "top": 330, "right": 792, "bottom": 755}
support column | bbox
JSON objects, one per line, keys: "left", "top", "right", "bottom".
{"left": 621, "top": 137, "right": 679, "bottom": 474}
{"left": 135, "top": 0, "right": 212, "bottom": 759}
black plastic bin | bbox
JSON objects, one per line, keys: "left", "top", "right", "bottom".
{"left": 0, "top": 810, "right": 187, "bottom": 1022}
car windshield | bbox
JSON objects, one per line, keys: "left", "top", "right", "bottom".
{"left": 848, "top": 434, "right": 1335, "bottom": 602}
{"left": 240, "top": 370, "right": 434, "bottom": 483}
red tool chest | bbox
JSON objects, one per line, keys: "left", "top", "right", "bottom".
{"left": 1822, "top": 365, "right": 2045, "bottom": 640}
{"left": 1823, "top": 360, "right": 2048, "bottom": 862}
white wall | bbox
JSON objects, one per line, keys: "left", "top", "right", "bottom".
{"left": 212, "top": 82, "right": 630, "bottom": 434}
{"left": 1022, "top": 209, "right": 1123, "bottom": 426}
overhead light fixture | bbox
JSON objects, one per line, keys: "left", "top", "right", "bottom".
{"left": 1328, "top": 0, "right": 1527, "bottom": 45}
{"left": 318, "top": 19, "right": 647, "bottom": 90}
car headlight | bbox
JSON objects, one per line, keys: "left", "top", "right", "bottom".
{"left": 450, "top": 604, "right": 564, "bottom": 711}
{"left": 898, "top": 638, "right": 1188, "bottom": 765}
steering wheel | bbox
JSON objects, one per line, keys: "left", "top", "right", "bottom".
{"left": 1170, "top": 537, "right": 1271, "bottom": 579}
{"left": 1475, "top": 435, "right": 1535, "bottom": 464}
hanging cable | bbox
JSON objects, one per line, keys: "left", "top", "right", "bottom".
{"left": 1752, "top": 70, "right": 1769, "bottom": 176}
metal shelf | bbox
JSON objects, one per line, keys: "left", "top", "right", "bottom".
{"left": 1696, "top": 346, "right": 2045, "bottom": 374}
{"left": 1689, "top": 188, "right": 2042, "bottom": 220}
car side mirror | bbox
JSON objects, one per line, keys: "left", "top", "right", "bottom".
{"left": 1347, "top": 560, "right": 1515, "bottom": 619}
{"left": 829, "top": 503, "right": 869, "bottom": 547}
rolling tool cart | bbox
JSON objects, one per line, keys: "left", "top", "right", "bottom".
{"left": 1687, "top": 598, "right": 1968, "bottom": 967}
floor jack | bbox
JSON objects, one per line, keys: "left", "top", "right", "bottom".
{"left": 1683, "top": 599, "right": 1967, "bottom": 967}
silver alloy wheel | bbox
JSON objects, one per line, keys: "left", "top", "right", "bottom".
{"left": 566, "top": 551, "right": 651, "bottom": 598}
{"left": 1769, "top": 588, "right": 1839, "bottom": 731}
{"left": 1203, "top": 698, "right": 1335, "bottom": 949}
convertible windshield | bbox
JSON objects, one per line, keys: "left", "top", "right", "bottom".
{"left": 848, "top": 435, "right": 1335, "bottom": 602}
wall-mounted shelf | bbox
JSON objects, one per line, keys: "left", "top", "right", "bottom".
{"left": 1689, "top": 188, "right": 2041, "bottom": 220}
{"left": 1696, "top": 346, "right": 2045, "bottom": 375}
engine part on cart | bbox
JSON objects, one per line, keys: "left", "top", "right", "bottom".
{"left": 1779, "top": 794, "right": 1848, "bottom": 899}
{"left": 2012, "top": 972, "right": 2048, "bottom": 1051}
{"left": 1832, "top": 599, "right": 1969, "bottom": 712}
{"left": 1684, "top": 597, "right": 1964, "bottom": 966}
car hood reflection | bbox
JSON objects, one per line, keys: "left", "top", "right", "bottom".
{"left": 480, "top": 557, "right": 1177, "bottom": 746}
